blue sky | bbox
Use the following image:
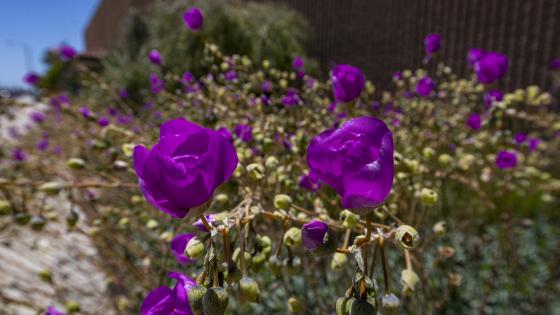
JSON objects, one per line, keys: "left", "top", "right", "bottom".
{"left": 0, "top": 0, "right": 99, "bottom": 88}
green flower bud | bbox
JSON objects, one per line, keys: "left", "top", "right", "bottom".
{"left": 188, "top": 285, "right": 207, "bottom": 314}
{"left": 448, "top": 272, "right": 462, "bottom": 287}
{"left": 146, "top": 219, "right": 159, "bottom": 229}
{"left": 185, "top": 237, "right": 205, "bottom": 259}
{"left": 432, "top": 221, "right": 447, "bottom": 236}
{"left": 66, "top": 158, "right": 85, "bottom": 169}
{"left": 336, "top": 297, "right": 352, "bottom": 315}
{"left": 283, "top": 227, "right": 302, "bottom": 246}
{"left": 262, "top": 60, "right": 270, "bottom": 68}
{"left": 39, "top": 182, "right": 64, "bottom": 195}
{"left": 349, "top": 297, "right": 377, "bottom": 315}
{"left": 38, "top": 269, "right": 53, "bottom": 283}
{"left": 30, "top": 215, "right": 47, "bottom": 231}
{"left": 246, "top": 163, "right": 265, "bottom": 180}
{"left": 121, "top": 143, "right": 135, "bottom": 157}
{"left": 215, "top": 193, "right": 229, "bottom": 204}
{"left": 422, "top": 147, "right": 435, "bottom": 159}
{"left": 331, "top": 252, "right": 348, "bottom": 271}
{"left": 202, "top": 287, "right": 229, "bottom": 315}
{"left": 65, "top": 300, "right": 81, "bottom": 313}
{"left": 14, "top": 213, "right": 31, "bottom": 225}
{"left": 251, "top": 251, "right": 268, "bottom": 269}
{"left": 117, "top": 217, "right": 129, "bottom": 228}
{"left": 265, "top": 156, "right": 279, "bottom": 169}
{"left": 268, "top": 255, "right": 283, "bottom": 276}
{"left": 395, "top": 225, "right": 419, "bottom": 249}
{"left": 274, "top": 194, "right": 292, "bottom": 210}
{"left": 381, "top": 294, "right": 400, "bottom": 315}
{"left": 239, "top": 276, "right": 260, "bottom": 303}
{"left": 341, "top": 210, "right": 359, "bottom": 229}
{"left": 438, "top": 154, "right": 453, "bottom": 166}
{"left": 0, "top": 200, "right": 12, "bottom": 216}
{"left": 401, "top": 269, "right": 420, "bottom": 296}
{"left": 404, "top": 159, "right": 419, "bottom": 173}
{"left": 131, "top": 195, "right": 143, "bottom": 204}
{"left": 420, "top": 188, "right": 438, "bottom": 206}
{"left": 287, "top": 296, "right": 304, "bottom": 313}
{"left": 232, "top": 248, "right": 252, "bottom": 270}
{"left": 286, "top": 256, "right": 302, "bottom": 275}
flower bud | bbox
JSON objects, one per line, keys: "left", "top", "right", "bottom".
{"left": 349, "top": 297, "right": 377, "bottom": 315}
{"left": 301, "top": 220, "right": 328, "bottom": 251}
{"left": 422, "top": 147, "right": 435, "bottom": 159}
{"left": 66, "top": 209, "right": 79, "bottom": 228}
{"left": 14, "top": 213, "right": 31, "bottom": 225}
{"left": 381, "top": 294, "right": 400, "bottom": 315}
{"left": 246, "top": 163, "right": 265, "bottom": 180}
{"left": 336, "top": 297, "right": 353, "bottom": 315}
{"left": 38, "top": 269, "right": 53, "bottom": 283}
{"left": 438, "top": 154, "right": 453, "bottom": 166}
{"left": 146, "top": 219, "right": 159, "bottom": 229}
{"left": 265, "top": 156, "right": 279, "bottom": 169}
{"left": 283, "top": 227, "right": 302, "bottom": 246}
{"left": 448, "top": 272, "right": 462, "bottom": 287}
{"left": 420, "top": 188, "right": 438, "bottom": 206}
{"left": 0, "top": 200, "right": 12, "bottom": 216}
{"left": 287, "top": 296, "right": 304, "bottom": 313}
{"left": 39, "top": 182, "right": 64, "bottom": 195}
{"left": 432, "top": 221, "right": 446, "bottom": 236}
{"left": 404, "top": 159, "right": 419, "bottom": 173}
{"left": 401, "top": 269, "right": 420, "bottom": 296}
{"left": 65, "top": 300, "right": 81, "bottom": 313}
{"left": 395, "top": 225, "right": 419, "bottom": 249}
{"left": 121, "top": 143, "right": 135, "bottom": 157}
{"left": 274, "top": 194, "right": 292, "bottom": 210}
{"left": 67, "top": 157, "right": 85, "bottom": 169}
{"left": 30, "top": 215, "right": 47, "bottom": 231}
{"left": 215, "top": 193, "right": 229, "bottom": 204}
{"left": 232, "top": 248, "right": 252, "bottom": 270}
{"left": 239, "top": 276, "right": 260, "bottom": 303}
{"left": 340, "top": 210, "right": 359, "bottom": 229}
{"left": 286, "top": 256, "right": 302, "bottom": 275}
{"left": 331, "top": 252, "right": 348, "bottom": 271}
{"left": 188, "top": 285, "right": 207, "bottom": 314}
{"left": 202, "top": 287, "right": 229, "bottom": 315}
{"left": 185, "top": 237, "right": 205, "bottom": 259}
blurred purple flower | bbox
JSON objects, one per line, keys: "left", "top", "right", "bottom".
{"left": 30, "top": 111, "right": 46, "bottom": 123}
{"left": 416, "top": 76, "right": 436, "bottom": 96}
{"left": 45, "top": 306, "right": 65, "bottom": 315}
{"left": 149, "top": 73, "right": 165, "bottom": 94}
{"left": 182, "top": 72, "right": 194, "bottom": 85}
{"left": 514, "top": 132, "right": 527, "bottom": 144}
{"left": 117, "top": 115, "right": 133, "bottom": 125}
{"left": 550, "top": 58, "right": 560, "bottom": 70}
{"left": 528, "top": 138, "right": 541, "bottom": 151}
{"left": 224, "top": 70, "right": 238, "bottom": 82}
{"left": 133, "top": 118, "right": 238, "bottom": 218}
{"left": 148, "top": 49, "right": 163, "bottom": 65}
{"left": 119, "top": 88, "right": 128, "bottom": 100}
{"left": 282, "top": 88, "right": 301, "bottom": 106}
{"left": 392, "top": 71, "right": 403, "bottom": 81}
{"left": 495, "top": 150, "right": 517, "bottom": 169}
{"left": 424, "top": 33, "right": 441, "bottom": 54}
{"left": 468, "top": 48, "right": 485, "bottom": 66}
{"left": 23, "top": 72, "right": 39, "bottom": 85}
{"left": 307, "top": 116, "right": 394, "bottom": 209}
{"left": 36, "top": 139, "right": 50, "bottom": 151}
{"left": 59, "top": 44, "right": 76, "bottom": 60}
{"left": 299, "top": 172, "right": 321, "bottom": 192}
{"left": 261, "top": 80, "right": 273, "bottom": 93}
{"left": 170, "top": 233, "right": 196, "bottom": 264}
{"left": 108, "top": 107, "right": 119, "bottom": 116}
{"left": 141, "top": 272, "right": 196, "bottom": 315}
{"left": 97, "top": 116, "right": 110, "bottom": 127}
{"left": 11, "top": 148, "right": 27, "bottom": 162}
{"left": 79, "top": 106, "right": 91, "bottom": 118}
{"left": 193, "top": 214, "right": 215, "bottom": 232}
{"left": 332, "top": 64, "right": 365, "bottom": 103}
{"left": 234, "top": 124, "right": 253, "bottom": 142}
{"left": 473, "top": 51, "right": 509, "bottom": 84}
{"left": 483, "top": 89, "right": 503, "bottom": 108}
{"left": 301, "top": 220, "right": 328, "bottom": 251}
{"left": 467, "top": 113, "right": 482, "bottom": 130}
{"left": 293, "top": 57, "right": 304, "bottom": 71}
{"left": 183, "top": 7, "right": 204, "bottom": 30}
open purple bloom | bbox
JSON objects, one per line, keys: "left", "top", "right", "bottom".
{"left": 467, "top": 113, "right": 482, "bottom": 130}
{"left": 79, "top": 106, "right": 91, "bottom": 118}
{"left": 514, "top": 132, "right": 527, "bottom": 144}
{"left": 134, "top": 118, "right": 238, "bottom": 218}
{"left": 183, "top": 7, "right": 204, "bottom": 31}
{"left": 301, "top": 220, "right": 329, "bottom": 251}
{"left": 216, "top": 127, "right": 233, "bottom": 143}
{"left": 11, "top": 148, "right": 27, "bottom": 162}
{"left": 149, "top": 49, "right": 163, "bottom": 65}
{"left": 23, "top": 72, "right": 39, "bottom": 85}
{"left": 170, "top": 233, "right": 196, "bottom": 264}
{"left": 495, "top": 150, "right": 517, "bottom": 169}
{"left": 97, "top": 116, "right": 110, "bottom": 127}
{"left": 224, "top": 70, "right": 238, "bottom": 82}
{"left": 45, "top": 306, "right": 65, "bottom": 315}
{"left": 193, "top": 214, "right": 215, "bottom": 232}
{"left": 332, "top": 64, "right": 365, "bottom": 103}
{"left": 234, "top": 124, "right": 253, "bottom": 142}
{"left": 307, "top": 116, "right": 394, "bottom": 210}
{"left": 59, "top": 44, "right": 76, "bottom": 60}
{"left": 30, "top": 111, "right": 46, "bottom": 123}
{"left": 150, "top": 73, "right": 165, "bottom": 94}
{"left": 293, "top": 57, "right": 304, "bottom": 71}
{"left": 468, "top": 48, "right": 485, "bottom": 66}
{"left": 473, "top": 51, "right": 509, "bottom": 84}
{"left": 141, "top": 272, "right": 196, "bottom": 315}
{"left": 483, "top": 89, "right": 503, "bottom": 108}
{"left": 528, "top": 138, "right": 541, "bottom": 151}
{"left": 36, "top": 138, "right": 50, "bottom": 151}
{"left": 182, "top": 72, "right": 194, "bottom": 85}
{"left": 424, "top": 33, "right": 441, "bottom": 54}
{"left": 416, "top": 76, "right": 435, "bottom": 97}
{"left": 282, "top": 88, "right": 301, "bottom": 106}
{"left": 299, "top": 172, "right": 321, "bottom": 192}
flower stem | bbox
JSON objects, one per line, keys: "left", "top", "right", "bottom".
{"left": 199, "top": 214, "right": 213, "bottom": 231}
{"left": 379, "top": 237, "right": 390, "bottom": 293}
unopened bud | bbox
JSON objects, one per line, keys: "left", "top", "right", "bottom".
{"left": 215, "top": 193, "right": 229, "bottom": 204}
{"left": 274, "top": 194, "right": 292, "bottom": 210}
{"left": 287, "top": 297, "right": 304, "bottom": 313}
{"left": 67, "top": 209, "right": 79, "bottom": 228}
{"left": 422, "top": 147, "right": 435, "bottom": 159}
{"left": 432, "top": 221, "right": 446, "bottom": 236}
{"left": 146, "top": 219, "right": 159, "bottom": 229}
{"left": 202, "top": 287, "right": 229, "bottom": 315}
{"left": 283, "top": 227, "right": 302, "bottom": 246}
{"left": 246, "top": 163, "right": 265, "bottom": 180}
{"left": 121, "top": 143, "right": 135, "bottom": 157}
{"left": 38, "top": 269, "right": 53, "bottom": 283}
{"left": 65, "top": 300, "right": 81, "bottom": 313}
{"left": 401, "top": 269, "right": 420, "bottom": 296}
{"left": 30, "top": 215, "right": 47, "bottom": 231}
{"left": 188, "top": 285, "right": 207, "bottom": 314}
{"left": 268, "top": 255, "right": 283, "bottom": 276}
{"left": 265, "top": 156, "right": 279, "bottom": 169}
{"left": 239, "top": 276, "right": 260, "bottom": 303}
{"left": 340, "top": 210, "right": 359, "bottom": 229}
{"left": 420, "top": 188, "right": 438, "bottom": 206}
{"left": 438, "top": 154, "right": 453, "bottom": 166}
{"left": 331, "top": 252, "right": 348, "bottom": 271}
{"left": 67, "top": 158, "right": 85, "bottom": 169}
{"left": 185, "top": 237, "right": 205, "bottom": 259}
{"left": 395, "top": 225, "right": 419, "bottom": 249}
{"left": 39, "top": 182, "right": 64, "bottom": 195}
{"left": 0, "top": 200, "right": 12, "bottom": 215}
{"left": 349, "top": 297, "right": 377, "bottom": 315}
{"left": 381, "top": 294, "right": 400, "bottom": 315}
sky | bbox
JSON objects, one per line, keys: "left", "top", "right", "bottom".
{"left": 0, "top": 0, "right": 99, "bottom": 88}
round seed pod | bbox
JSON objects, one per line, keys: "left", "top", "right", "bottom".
{"left": 0, "top": 200, "right": 12, "bottom": 216}
{"left": 287, "top": 296, "right": 304, "bottom": 313}
{"left": 239, "top": 276, "right": 260, "bottom": 303}
{"left": 381, "top": 293, "right": 400, "bottom": 315}
{"left": 349, "top": 296, "right": 377, "bottom": 315}
{"left": 188, "top": 285, "right": 207, "bottom": 314}
{"left": 420, "top": 188, "right": 438, "bottom": 206}
{"left": 395, "top": 225, "right": 419, "bottom": 249}
{"left": 202, "top": 287, "right": 229, "bottom": 315}
{"left": 274, "top": 194, "right": 292, "bottom": 210}
{"left": 283, "top": 227, "right": 302, "bottom": 246}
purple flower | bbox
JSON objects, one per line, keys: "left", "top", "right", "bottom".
{"left": 495, "top": 150, "right": 517, "bottom": 169}
{"left": 224, "top": 70, "right": 238, "bottom": 82}
{"left": 183, "top": 7, "right": 204, "bottom": 30}
{"left": 293, "top": 57, "right": 304, "bottom": 71}
{"left": 514, "top": 132, "right": 527, "bottom": 144}
{"left": 141, "top": 272, "right": 196, "bottom": 315}
{"left": 23, "top": 72, "right": 39, "bottom": 85}
{"left": 234, "top": 124, "right": 253, "bottom": 142}
{"left": 299, "top": 172, "right": 321, "bottom": 192}
{"left": 150, "top": 73, "right": 165, "bottom": 94}
{"left": 97, "top": 116, "right": 110, "bottom": 127}
{"left": 307, "top": 116, "right": 394, "bottom": 209}
{"left": 392, "top": 71, "right": 403, "bottom": 81}
{"left": 182, "top": 72, "right": 194, "bottom": 85}
{"left": 473, "top": 51, "right": 509, "bottom": 84}
{"left": 483, "top": 89, "right": 503, "bottom": 108}
{"left": 30, "top": 111, "right": 46, "bottom": 123}
{"left": 282, "top": 89, "right": 301, "bottom": 106}
{"left": 119, "top": 88, "right": 128, "bottom": 100}
{"left": 424, "top": 33, "right": 441, "bottom": 54}
{"left": 149, "top": 49, "right": 163, "bottom": 65}
{"left": 416, "top": 76, "right": 436, "bottom": 96}
{"left": 468, "top": 48, "right": 485, "bottom": 66}
{"left": 36, "top": 139, "right": 50, "bottom": 151}
{"left": 117, "top": 115, "right": 133, "bottom": 125}
{"left": 332, "top": 64, "right": 365, "bottom": 103}
{"left": 550, "top": 58, "right": 560, "bottom": 70}
{"left": 193, "top": 214, "right": 215, "bottom": 232}
{"left": 528, "top": 138, "right": 541, "bottom": 151}
{"left": 134, "top": 118, "right": 238, "bottom": 218}
{"left": 301, "top": 220, "right": 328, "bottom": 251}
{"left": 108, "top": 107, "right": 119, "bottom": 116}
{"left": 467, "top": 113, "right": 482, "bottom": 130}
{"left": 45, "top": 306, "right": 65, "bottom": 315}
{"left": 59, "top": 44, "right": 76, "bottom": 60}
{"left": 217, "top": 127, "right": 233, "bottom": 143}
{"left": 261, "top": 80, "right": 273, "bottom": 93}
{"left": 170, "top": 233, "right": 196, "bottom": 264}
{"left": 79, "top": 106, "right": 91, "bottom": 118}
{"left": 11, "top": 148, "right": 27, "bottom": 162}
